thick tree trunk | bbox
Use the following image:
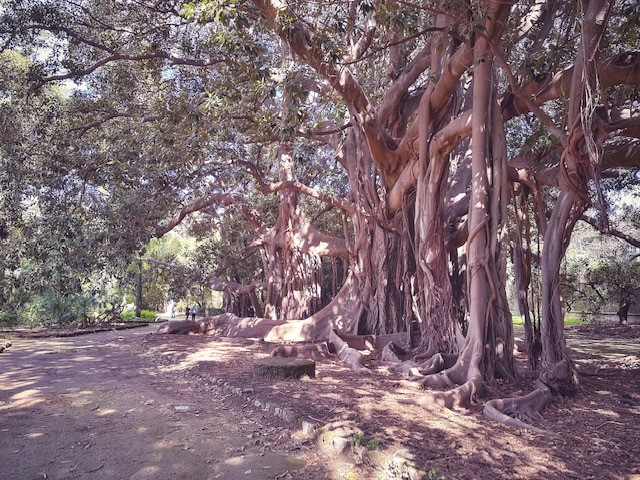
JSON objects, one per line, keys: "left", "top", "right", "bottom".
{"left": 262, "top": 47, "right": 324, "bottom": 320}
{"left": 412, "top": 19, "right": 460, "bottom": 355}
{"left": 539, "top": 190, "right": 580, "bottom": 395}
{"left": 419, "top": 2, "right": 516, "bottom": 406}
{"left": 538, "top": 0, "right": 613, "bottom": 396}
{"left": 135, "top": 260, "right": 142, "bottom": 318}
{"left": 346, "top": 129, "right": 415, "bottom": 337}
{"left": 617, "top": 301, "right": 630, "bottom": 326}
{"left": 414, "top": 112, "right": 458, "bottom": 355}
{"left": 486, "top": 94, "right": 517, "bottom": 381}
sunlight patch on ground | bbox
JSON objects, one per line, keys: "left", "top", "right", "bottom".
{"left": 131, "top": 466, "right": 160, "bottom": 479}
{"left": 65, "top": 390, "right": 96, "bottom": 407}
{"left": 96, "top": 408, "right": 117, "bottom": 416}
{"left": 0, "top": 379, "right": 37, "bottom": 391}
{"left": 592, "top": 408, "right": 620, "bottom": 418}
{"left": 70, "top": 355, "right": 100, "bottom": 362}
{"left": 225, "top": 456, "right": 245, "bottom": 466}
{"left": 0, "top": 388, "right": 44, "bottom": 410}
{"left": 151, "top": 440, "right": 171, "bottom": 450}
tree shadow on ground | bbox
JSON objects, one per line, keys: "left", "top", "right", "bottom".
{"left": 143, "top": 324, "right": 640, "bottom": 480}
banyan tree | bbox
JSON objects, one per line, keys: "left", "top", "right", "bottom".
{"left": 3, "top": 0, "right": 639, "bottom": 426}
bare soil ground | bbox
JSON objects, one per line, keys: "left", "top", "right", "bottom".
{"left": 0, "top": 325, "right": 327, "bottom": 480}
{"left": 1, "top": 321, "right": 639, "bottom": 480}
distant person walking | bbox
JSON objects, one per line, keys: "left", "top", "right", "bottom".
{"left": 617, "top": 300, "right": 631, "bottom": 326}
{"left": 191, "top": 305, "right": 198, "bottom": 321}
{"left": 185, "top": 306, "right": 190, "bottom": 321}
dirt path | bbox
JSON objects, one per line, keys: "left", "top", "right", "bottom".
{"left": 2, "top": 322, "right": 639, "bottom": 479}
{"left": 0, "top": 326, "right": 322, "bottom": 480}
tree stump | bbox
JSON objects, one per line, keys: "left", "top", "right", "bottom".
{"left": 253, "top": 356, "right": 315, "bottom": 380}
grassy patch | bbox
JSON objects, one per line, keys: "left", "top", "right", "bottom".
{"left": 512, "top": 315, "right": 583, "bottom": 325}
{"left": 121, "top": 310, "right": 158, "bottom": 321}
{"left": 564, "top": 316, "right": 582, "bottom": 325}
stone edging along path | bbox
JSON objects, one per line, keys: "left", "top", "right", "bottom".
{"left": 0, "top": 322, "right": 150, "bottom": 339}
{"left": 145, "top": 341, "right": 428, "bottom": 480}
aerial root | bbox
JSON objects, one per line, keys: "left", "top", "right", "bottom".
{"left": 483, "top": 381, "right": 553, "bottom": 434}
{"left": 514, "top": 337, "right": 526, "bottom": 353}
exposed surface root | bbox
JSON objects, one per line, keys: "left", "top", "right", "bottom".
{"left": 407, "top": 378, "right": 482, "bottom": 410}
{"left": 418, "top": 353, "right": 457, "bottom": 375}
{"left": 270, "top": 342, "right": 332, "bottom": 361}
{"left": 431, "top": 378, "right": 483, "bottom": 409}
{"left": 335, "top": 331, "right": 410, "bottom": 351}
{"left": 263, "top": 318, "right": 328, "bottom": 343}
{"left": 539, "top": 359, "right": 580, "bottom": 396}
{"left": 483, "top": 381, "right": 553, "bottom": 434}
{"left": 380, "top": 342, "right": 421, "bottom": 376}
{"left": 329, "top": 329, "right": 371, "bottom": 374}
{"left": 155, "top": 320, "right": 208, "bottom": 335}
{"left": 420, "top": 370, "right": 458, "bottom": 389}
{"left": 155, "top": 314, "right": 284, "bottom": 338}
{"left": 264, "top": 274, "right": 362, "bottom": 342}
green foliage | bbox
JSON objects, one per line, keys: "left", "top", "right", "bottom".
{"left": 1, "top": 0, "right": 638, "bottom": 342}
{"left": 18, "top": 289, "right": 93, "bottom": 327}
{"left": 352, "top": 432, "right": 380, "bottom": 451}
{"left": 365, "top": 438, "right": 380, "bottom": 451}
{"left": 121, "top": 309, "right": 158, "bottom": 321}
{"left": 563, "top": 221, "right": 640, "bottom": 315}
{"left": 428, "top": 467, "right": 444, "bottom": 480}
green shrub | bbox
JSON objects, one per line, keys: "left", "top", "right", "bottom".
{"left": 0, "top": 310, "right": 18, "bottom": 327}
{"left": 513, "top": 314, "right": 583, "bottom": 326}
{"left": 140, "top": 310, "right": 158, "bottom": 320}
{"left": 428, "top": 467, "right": 444, "bottom": 480}
{"left": 121, "top": 309, "right": 158, "bottom": 321}
{"left": 365, "top": 438, "right": 380, "bottom": 450}
{"left": 352, "top": 432, "right": 380, "bottom": 451}
{"left": 17, "top": 290, "right": 93, "bottom": 326}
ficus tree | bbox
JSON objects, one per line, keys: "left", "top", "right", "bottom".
{"left": 2, "top": 0, "right": 640, "bottom": 428}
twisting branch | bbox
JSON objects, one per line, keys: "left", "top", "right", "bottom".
{"left": 237, "top": 158, "right": 360, "bottom": 215}
{"left": 155, "top": 193, "right": 248, "bottom": 238}
{"left": 580, "top": 215, "right": 640, "bottom": 249}
{"left": 481, "top": 31, "right": 568, "bottom": 147}
{"left": 341, "top": 26, "right": 444, "bottom": 66}
{"left": 140, "top": 258, "right": 266, "bottom": 295}
{"left": 30, "top": 50, "right": 232, "bottom": 92}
